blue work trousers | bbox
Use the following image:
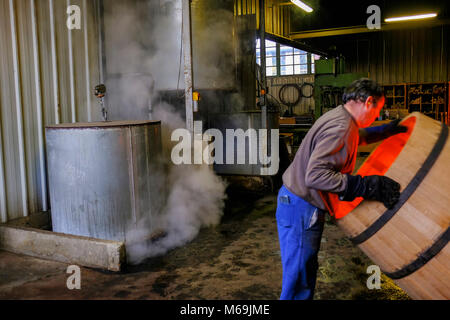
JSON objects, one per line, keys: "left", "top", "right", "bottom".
{"left": 276, "top": 185, "right": 326, "bottom": 300}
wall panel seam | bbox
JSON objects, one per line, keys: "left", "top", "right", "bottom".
{"left": 49, "top": 0, "right": 60, "bottom": 124}
{"left": 0, "top": 97, "right": 7, "bottom": 222}
{"left": 31, "top": 0, "right": 48, "bottom": 212}
{"left": 9, "top": 0, "right": 29, "bottom": 217}
{"left": 67, "top": 0, "right": 76, "bottom": 123}
{"left": 83, "top": 0, "right": 92, "bottom": 122}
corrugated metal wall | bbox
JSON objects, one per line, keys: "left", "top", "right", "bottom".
{"left": 345, "top": 26, "right": 450, "bottom": 84}
{"left": 0, "top": 0, "right": 101, "bottom": 222}
{"left": 234, "top": 0, "right": 290, "bottom": 38}
{"left": 267, "top": 74, "right": 315, "bottom": 115}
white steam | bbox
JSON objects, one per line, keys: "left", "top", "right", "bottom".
{"left": 102, "top": 0, "right": 229, "bottom": 264}
{"left": 126, "top": 103, "right": 227, "bottom": 264}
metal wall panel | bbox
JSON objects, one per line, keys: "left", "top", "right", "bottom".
{"left": 234, "top": 0, "right": 290, "bottom": 38}
{"left": 0, "top": 0, "right": 27, "bottom": 222}
{"left": 267, "top": 74, "right": 315, "bottom": 115}
{"left": 345, "top": 26, "right": 450, "bottom": 85}
{"left": 0, "top": 0, "right": 101, "bottom": 222}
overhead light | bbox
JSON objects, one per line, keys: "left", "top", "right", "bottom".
{"left": 290, "top": 0, "right": 313, "bottom": 13}
{"left": 385, "top": 13, "right": 437, "bottom": 23}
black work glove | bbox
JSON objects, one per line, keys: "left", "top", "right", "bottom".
{"left": 384, "top": 119, "right": 409, "bottom": 135}
{"left": 360, "top": 119, "right": 408, "bottom": 145}
{"left": 339, "top": 174, "right": 401, "bottom": 209}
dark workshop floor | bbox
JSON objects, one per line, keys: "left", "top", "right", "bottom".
{"left": 0, "top": 177, "right": 409, "bottom": 300}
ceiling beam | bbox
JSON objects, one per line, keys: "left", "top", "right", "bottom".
{"left": 290, "top": 19, "right": 450, "bottom": 39}
{"left": 262, "top": 31, "right": 332, "bottom": 57}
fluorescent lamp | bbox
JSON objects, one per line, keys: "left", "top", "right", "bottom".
{"left": 290, "top": 0, "right": 313, "bottom": 13}
{"left": 385, "top": 13, "right": 437, "bottom": 22}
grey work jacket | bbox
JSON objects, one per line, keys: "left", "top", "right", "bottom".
{"left": 282, "top": 105, "right": 360, "bottom": 214}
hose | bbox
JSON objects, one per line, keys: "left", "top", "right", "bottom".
{"left": 300, "top": 82, "right": 314, "bottom": 98}
{"left": 278, "top": 83, "right": 302, "bottom": 107}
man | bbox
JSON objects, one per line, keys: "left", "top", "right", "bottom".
{"left": 277, "top": 78, "right": 407, "bottom": 300}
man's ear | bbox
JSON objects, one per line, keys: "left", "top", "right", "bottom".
{"left": 364, "top": 96, "right": 373, "bottom": 109}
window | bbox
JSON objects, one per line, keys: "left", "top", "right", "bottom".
{"left": 256, "top": 39, "right": 277, "bottom": 76}
{"left": 256, "top": 39, "right": 320, "bottom": 77}
{"left": 280, "top": 46, "right": 308, "bottom": 75}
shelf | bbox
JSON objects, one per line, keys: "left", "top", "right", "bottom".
{"left": 383, "top": 84, "right": 407, "bottom": 112}
{"left": 382, "top": 84, "right": 448, "bottom": 121}
{"left": 409, "top": 102, "right": 445, "bottom": 105}
{"left": 406, "top": 82, "right": 449, "bottom": 123}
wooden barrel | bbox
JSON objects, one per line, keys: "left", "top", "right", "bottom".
{"left": 334, "top": 112, "right": 450, "bottom": 300}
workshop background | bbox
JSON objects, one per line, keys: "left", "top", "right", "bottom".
{"left": 0, "top": 0, "right": 449, "bottom": 300}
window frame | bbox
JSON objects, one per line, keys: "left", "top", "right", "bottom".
{"left": 256, "top": 40, "right": 319, "bottom": 77}
{"left": 280, "top": 46, "right": 308, "bottom": 76}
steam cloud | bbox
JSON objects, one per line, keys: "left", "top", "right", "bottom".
{"left": 103, "top": 0, "right": 229, "bottom": 264}
{"left": 126, "top": 103, "right": 227, "bottom": 264}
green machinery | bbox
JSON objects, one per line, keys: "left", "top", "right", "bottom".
{"left": 314, "top": 57, "right": 367, "bottom": 119}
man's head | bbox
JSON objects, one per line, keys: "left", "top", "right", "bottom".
{"left": 343, "top": 78, "right": 385, "bottom": 128}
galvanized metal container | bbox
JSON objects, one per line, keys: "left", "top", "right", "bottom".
{"left": 46, "top": 120, "right": 162, "bottom": 241}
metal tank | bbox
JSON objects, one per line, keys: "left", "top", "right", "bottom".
{"left": 208, "top": 111, "right": 280, "bottom": 176}
{"left": 46, "top": 120, "right": 163, "bottom": 241}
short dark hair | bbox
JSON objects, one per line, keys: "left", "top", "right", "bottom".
{"left": 342, "top": 78, "right": 384, "bottom": 104}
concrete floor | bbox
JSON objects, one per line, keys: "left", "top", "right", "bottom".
{"left": 0, "top": 184, "right": 410, "bottom": 300}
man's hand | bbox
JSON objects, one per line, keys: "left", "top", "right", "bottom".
{"left": 340, "top": 174, "right": 401, "bottom": 209}
{"left": 362, "top": 175, "right": 401, "bottom": 209}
